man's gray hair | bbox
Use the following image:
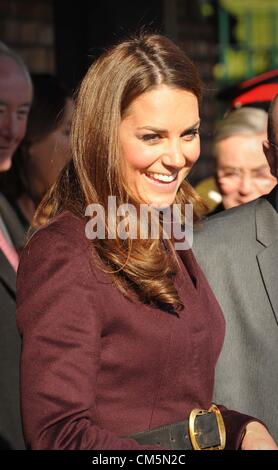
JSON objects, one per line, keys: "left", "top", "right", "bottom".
{"left": 0, "top": 40, "right": 32, "bottom": 88}
{"left": 212, "top": 107, "right": 268, "bottom": 159}
{"left": 214, "top": 107, "right": 268, "bottom": 143}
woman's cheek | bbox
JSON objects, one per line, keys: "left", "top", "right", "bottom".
{"left": 123, "top": 143, "right": 160, "bottom": 170}
{"left": 192, "top": 139, "right": 201, "bottom": 162}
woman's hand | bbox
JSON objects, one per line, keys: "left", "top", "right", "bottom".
{"left": 241, "top": 422, "right": 278, "bottom": 450}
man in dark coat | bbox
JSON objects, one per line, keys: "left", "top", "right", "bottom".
{"left": 0, "top": 41, "right": 32, "bottom": 449}
{"left": 193, "top": 94, "right": 278, "bottom": 441}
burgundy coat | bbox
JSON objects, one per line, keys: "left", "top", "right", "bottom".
{"left": 16, "top": 211, "right": 254, "bottom": 450}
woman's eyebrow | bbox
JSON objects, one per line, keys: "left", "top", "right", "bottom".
{"left": 137, "top": 120, "right": 201, "bottom": 134}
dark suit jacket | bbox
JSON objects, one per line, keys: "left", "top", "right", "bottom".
{"left": 17, "top": 211, "right": 256, "bottom": 450}
{"left": 0, "top": 193, "right": 26, "bottom": 449}
{"left": 193, "top": 186, "right": 278, "bottom": 440}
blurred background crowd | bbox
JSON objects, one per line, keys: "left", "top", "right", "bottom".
{"left": 1, "top": 0, "right": 278, "bottom": 218}
{"left": 1, "top": 0, "right": 278, "bottom": 450}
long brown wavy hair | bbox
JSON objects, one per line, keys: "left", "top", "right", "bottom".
{"left": 35, "top": 33, "right": 204, "bottom": 312}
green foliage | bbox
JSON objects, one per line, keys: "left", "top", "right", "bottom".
{"left": 217, "top": 0, "right": 278, "bottom": 83}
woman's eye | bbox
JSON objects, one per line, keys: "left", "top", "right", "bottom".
{"left": 141, "top": 133, "right": 160, "bottom": 142}
{"left": 182, "top": 129, "right": 199, "bottom": 141}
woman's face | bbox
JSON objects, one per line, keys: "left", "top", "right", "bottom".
{"left": 28, "top": 97, "right": 74, "bottom": 200}
{"left": 119, "top": 85, "right": 200, "bottom": 208}
{"left": 216, "top": 133, "right": 277, "bottom": 209}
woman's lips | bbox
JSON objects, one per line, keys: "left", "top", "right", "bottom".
{"left": 143, "top": 172, "right": 179, "bottom": 190}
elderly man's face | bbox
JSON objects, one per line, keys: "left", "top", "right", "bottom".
{"left": 0, "top": 56, "right": 32, "bottom": 172}
{"left": 216, "top": 133, "right": 277, "bottom": 209}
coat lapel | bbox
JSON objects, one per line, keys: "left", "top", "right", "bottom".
{"left": 0, "top": 194, "right": 23, "bottom": 296}
{"left": 256, "top": 194, "right": 278, "bottom": 325}
{"left": 0, "top": 194, "right": 26, "bottom": 250}
{"left": 0, "top": 250, "right": 16, "bottom": 295}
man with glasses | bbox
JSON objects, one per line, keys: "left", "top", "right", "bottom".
{"left": 211, "top": 106, "right": 276, "bottom": 215}
{"left": 193, "top": 94, "right": 278, "bottom": 441}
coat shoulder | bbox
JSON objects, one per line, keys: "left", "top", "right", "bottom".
{"left": 195, "top": 200, "right": 258, "bottom": 240}
{"left": 26, "top": 211, "right": 87, "bottom": 251}
{"left": 193, "top": 199, "right": 262, "bottom": 257}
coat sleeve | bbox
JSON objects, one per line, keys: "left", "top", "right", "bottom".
{"left": 16, "top": 222, "right": 160, "bottom": 450}
{"left": 218, "top": 406, "right": 266, "bottom": 449}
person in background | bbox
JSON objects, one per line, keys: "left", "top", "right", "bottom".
{"left": 193, "top": 94, "right": 278, "bottom": 441}
{"left": 217, "top": 68, "right": 278, "bottom": 113}
{"left": 211, "top": 106, "right": 276, "bottom": 214}
{"left": 0, "top": 41, "right": 32, "bottom": 449}
{"left": 0, "top": 74, "right": 73, "bottom": 232}
{"left": 16, "top": 33, "right": 277, "bottom": 450}
{"left": 194, "top": 70, "right": 278, "bottom": 214}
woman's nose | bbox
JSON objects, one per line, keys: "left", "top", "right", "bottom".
{"left": 161, "top": 140, "right": 185, "bottom": 168}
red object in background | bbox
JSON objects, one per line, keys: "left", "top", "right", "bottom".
{"left": 217, "top": 69, "right": 278, "bottom": 111}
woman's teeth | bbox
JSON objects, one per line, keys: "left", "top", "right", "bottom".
{"left": 145, "top": 172, "right": 177, "bottom": 183}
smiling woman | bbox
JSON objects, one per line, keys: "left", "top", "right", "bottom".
{"left": 119, "top": 85, "right": 200, "bottom": 208}
{"left": 16, "top": 33, "right": 277, "bottom": 450}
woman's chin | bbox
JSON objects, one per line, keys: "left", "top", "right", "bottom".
{"left": 147, "top": 196, "right": 176, "bottom": 210}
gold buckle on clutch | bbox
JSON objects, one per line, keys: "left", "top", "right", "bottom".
{"left": 188, "top": 404, "right": 226, "bottom": 450}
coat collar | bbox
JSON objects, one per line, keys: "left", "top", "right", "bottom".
{"left": 255, "top": 186, "right": 278, "bottom": 247}
{"left": 0, "top": 193, "right": 24, "bottom": 295}
{"left": 255, "top": 187, "right": 278, "bottom": 325}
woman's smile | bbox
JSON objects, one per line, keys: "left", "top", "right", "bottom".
{"left": 143, "top": 170, "right": 179, "bottom": 191}
{"left": 119, "top": 84, "right": 200, "bottom": 207}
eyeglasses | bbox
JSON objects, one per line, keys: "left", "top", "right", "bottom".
{"left": 217, "top": 167, "right": 275, "bottom": 188}
{"left": 268, "top": 141, "right": 278, "bottom": 152}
